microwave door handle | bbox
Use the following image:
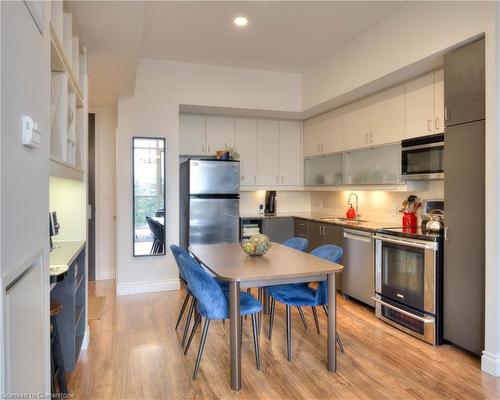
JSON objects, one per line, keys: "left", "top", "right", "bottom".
{"left": 376, "top": 236, "right": 436, "bottom": 250}
{"left": 372, "top": 297, "right": 434, "bottom": 323}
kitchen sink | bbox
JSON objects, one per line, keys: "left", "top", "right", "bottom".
{"left": 320, "top": 217, "right": 368, "bottom": 223}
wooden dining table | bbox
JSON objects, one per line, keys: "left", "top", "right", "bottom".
{"left": 189, "top": 242, "right": 344, "bottom": 391}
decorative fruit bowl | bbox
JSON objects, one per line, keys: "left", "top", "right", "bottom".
{"left": 240, "top": 234, "right": 272, "bottom": 256}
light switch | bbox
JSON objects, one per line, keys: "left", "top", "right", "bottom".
{"left": 22, "top": 115, "right": 41, "bottom": 148}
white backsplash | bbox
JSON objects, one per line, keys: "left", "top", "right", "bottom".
{"left": 240, "top": 191, "right": 312, "bottom": 215}
{"left": 310, "top": 180, "right": 444, "bottom": 223}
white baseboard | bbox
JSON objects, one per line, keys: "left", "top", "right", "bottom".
{"left": 481, "top": 351, "right": 500, "bottom": 376}
{"left": 96, "top": 267, "right": 115, "bottom": 280}
{"left": 116, "top": 278, "right": 180, "bottom": 296}
{"left": 81, "top": 327, "right": 90, "bottom": 351}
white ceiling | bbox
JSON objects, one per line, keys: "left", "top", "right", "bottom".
{"left": 69, "top": 1, "right": 405, "bottom": 106}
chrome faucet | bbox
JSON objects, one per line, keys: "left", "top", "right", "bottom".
{"left": 347, "top": 192, "right": 359, "bottom": 221}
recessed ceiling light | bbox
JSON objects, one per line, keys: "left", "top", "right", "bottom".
{"left": 234, "top": 16, "right": 248, "bottom": 27}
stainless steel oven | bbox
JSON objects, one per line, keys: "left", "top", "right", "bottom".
{"left": 401, "top": 133, "right": 444, "bottom": 180}
{"left": 373, "top": 233, "right": 441, "bottom": 344}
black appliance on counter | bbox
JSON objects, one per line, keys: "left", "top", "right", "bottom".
{"left": 373, "top": 225, "right": 443, "bottom": 345}
{"left": 264, "top": 190, "right": 276, "bottom": 216}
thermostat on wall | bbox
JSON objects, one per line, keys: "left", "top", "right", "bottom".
{"left": 22, "top": 115, "right": 42, "bottom": 148}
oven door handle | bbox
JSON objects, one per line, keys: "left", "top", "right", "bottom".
{"left": 375, "top": 235, "right": 437, "bottom": 250}
{"left": 371, "top": 297, "right": 434, "bottom": 323}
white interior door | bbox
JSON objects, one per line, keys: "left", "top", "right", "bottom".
{"left": 235, "top": 118, "right": 258, "bottom": 185}
{"left": 179, "top": 114, "right": 206, "bottom": 155}
{"left": 258, "top": 120, "right": 280, "bottom": 185}
{"left": 279, "top": 121, "right": 302, "bottom": 186}
{"left": 404, "top": 72, "right": 435, "bottom": 138}
{"left": 206, "top": 116, "right": 235, "bottom": 155}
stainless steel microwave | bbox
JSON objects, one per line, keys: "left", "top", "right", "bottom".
{"left": 401, "top": 133, "right": 444, "bottom": 180}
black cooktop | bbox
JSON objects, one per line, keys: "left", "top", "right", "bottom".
{"left": 376, "top": 226, "right": 443, "bottom": 242}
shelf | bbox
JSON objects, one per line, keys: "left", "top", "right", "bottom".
{"left": 50, "top": 156, "right": 84, "bottom": 181}
{"left": 50, "top": 23, "right": 85, "bottom": 108}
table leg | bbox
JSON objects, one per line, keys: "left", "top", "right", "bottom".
{"left": 229, "top": 281, "right": 241, "bottom": 391}
{"left": 327, "top": 272, "right": 336, "bottom": 372}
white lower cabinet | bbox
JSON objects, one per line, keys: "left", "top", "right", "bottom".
{"left": 279, "top": 121, "right": 302, "bottom": 186}
{"left": 258, "top": 120, "right": 280, "bottom": 185}
{"left": 235, "top": 118, "right": 258, "bottom": 186}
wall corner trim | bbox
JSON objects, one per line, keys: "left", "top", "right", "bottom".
{"left": 481, "top": 351, "right": 500, "bottom": 377}
{"left": 116, "top": 278, "right": 180, "bottom": 296}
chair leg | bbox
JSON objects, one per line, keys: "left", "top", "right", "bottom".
{"left": 193, "top": 318, "right": 211, "bottom": 380}
{"left": 297, "top": 306, "right": 307, "bottom": 330}
{"left": 322, "top": 304, "right": 329, "bottom": 317}
{"left": 184, "top": 313, "right": 201, "bottom": 355}
{"left": 336, "top": 332, "right": 345, "bottom": 353}
{"left": 258, "top": 288, "right": 263, "bottom": 335}
{"left": 286, "top": 305, "right": 292, "bottom": 362}
{"left": 251, "top": 314, "right": 260, "bottom": 370}
{"left": 240, "top": 316, "right": 243, "bottom": 348}
{"left": 51, "top": 318, "right": 68, "bottom": 394}
{"left": 246, "top": 288, "right": 252, "bottom": 293}
{"left": 181, "top": 297, "right": 196, "bottom": 348}
{"left": 268, "top": 297, "right": 276, "bottom": 340}
{"left": 312, "top": 306, "right": 320, "bottom": 334}
{"left": 175, "top": 292, "right": 191, "bottom": 330}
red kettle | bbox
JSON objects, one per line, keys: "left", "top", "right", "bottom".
{"left": 346, "top": 204, "right": 356, "bottom": 219}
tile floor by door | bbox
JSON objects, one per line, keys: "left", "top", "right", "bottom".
{"left": 67, "top": 280, "right": 500, "bottom": 399}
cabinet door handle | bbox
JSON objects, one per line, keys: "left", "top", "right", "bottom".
{"left": 241, "top": 175, "right": 245, "bottom": 181}
{"left": 427, "top": 119, "right": 432, "bottom": 132}
{"left": 281, "top": 176, "right": 284, "bottom": 184}
{"left": 435, "top": 117, "right": 439, "bottom": 131}
{"left": 365, "top": 134, "right": 369, "bottom": 144}
{"left": 202, "top": 144, "right": 205, "bottom": 153}
{"left": 208, "top": 144, "right": 211, "bottom": 153}
{"left": 444, "top": 107, "right": 449, "bottom": 121}
{"left": 254, "top": 176, "right": 257, "bottom": 184}
{"left": 317, "top": 144, "right": 321, "bottom": 153}
{"left": 321, "top": 144, "right": 324, "bottom": 152}
{"left": 276, "top": 176, "right": 279, "bottom": 184}
{"left": 370, "top": 132, "right": 374, "bottom": 143}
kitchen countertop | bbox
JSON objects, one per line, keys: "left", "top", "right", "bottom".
{"left": 240, "top": 212, "right": 402, "bottom": 233}
{"left": 50, "top": 240, "right": 86, "bottom": 268}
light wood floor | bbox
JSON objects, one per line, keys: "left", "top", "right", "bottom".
{"left": 67, "top": 280, "right": 500, "bottom": 399}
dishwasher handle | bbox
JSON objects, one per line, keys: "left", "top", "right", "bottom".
{"left": 343, "top": 230, "right": 373, "bottom": 243}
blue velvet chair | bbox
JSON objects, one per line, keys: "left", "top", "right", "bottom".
{"left": 267, "top": 244, "right": 344, "bottom": 362}
{"left": 178, "top": 254, "right": 262, "bottom": 379}
{"left": 170, "top": 245, "right": 230, "bottom": 348}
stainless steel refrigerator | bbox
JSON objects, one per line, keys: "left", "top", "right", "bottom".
{"left": 180, "top": 159, "right": 240, "bottom": 249}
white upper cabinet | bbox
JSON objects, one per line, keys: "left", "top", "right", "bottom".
{"left": 179, "top": 114, "right": 206, "bottom": 155}
{"left": 206, "top": 116, "right": 235, "bottom": 155}
{"left": 235, "top": 118, "right": 258, "bottom": 186}
{"left": 303, "top": 108, "right": 343, "bottom": 157}
{"left": 433, "top": 69, "right": 444, "bottom": 133}
{"left": 258, "top": 120, "right": 280, "bottom": 185}
{"left": 279, "top": 121, "right": 302, "bottom": 186}
{"left": 343, "top": 97, "right": 371, "bottom": 150}
{"left": 404, "top": 72, "right": 435, "bottom": 138}
{"left": 369, "top": 84, "right": 405, "bottom": 145}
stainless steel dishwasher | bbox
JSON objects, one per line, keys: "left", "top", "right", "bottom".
{"left": 342, "top": 228, "right": 375, "bottom": 307}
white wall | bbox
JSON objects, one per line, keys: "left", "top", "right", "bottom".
{"left": 240, "top": 191, "right": 311, "bottom": 215}
{"left": 116, "top": 59, "right": 301, "bottom": 295}
{"left": 1, "top": 0, "right": 50, "bottom": 393}
{"left": 49, "top": 177, "right": 87, "bottom": 241}
{"left": 92, "top": 107, "right": 117, "bottom": 280}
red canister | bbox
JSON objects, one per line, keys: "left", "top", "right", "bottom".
{"left": 402, "top": 212, "right": 417, "bottom": 227}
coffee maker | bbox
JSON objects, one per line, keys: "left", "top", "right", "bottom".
{"left": 264, "top": 191, "right": 276, "bottom": 216}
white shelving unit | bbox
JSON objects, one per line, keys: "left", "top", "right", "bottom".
{"left": 49, "top": 2, "right": 88, "bottom": 181}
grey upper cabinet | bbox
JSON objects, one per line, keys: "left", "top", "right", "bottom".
{"left": 444, "top": 38, "right": 485, "bottom": 127}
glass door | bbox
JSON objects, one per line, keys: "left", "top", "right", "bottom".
{"left": 380, "top": 241, "right": 425, "bottom": 310}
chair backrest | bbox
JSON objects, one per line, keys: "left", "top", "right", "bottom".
{"left": 310, "top": 245, "right": 343, "bottom": 305}
{"left": 283, "top": 237, "right": 309, "bottom": 252}
{"left": 146, "top": 216, "right": 164, "bottom": 243}
{"left": 170, "top": 244, "right": 190, "bottom": 282}
{"left": 178, "top": 254, "right": 228, "bottom": 320}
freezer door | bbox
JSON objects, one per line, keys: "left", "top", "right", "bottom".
{"left": 190, "top": 159, "right": 239, "bottom": 195}
{"left": 189, "top": 198, "right": 240, "bottom": 245}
